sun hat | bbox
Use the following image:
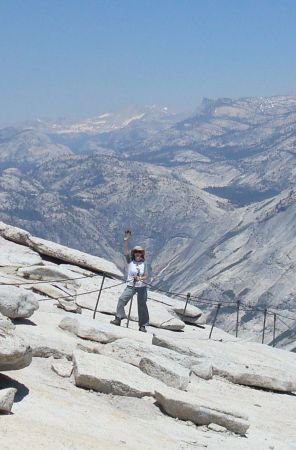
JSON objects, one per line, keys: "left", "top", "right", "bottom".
{"left": 131, "top": 246, "right": 145, "bottom": 259}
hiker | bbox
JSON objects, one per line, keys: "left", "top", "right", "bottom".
{"left": 110, "top": 230, "right": 149, "bottom": 332}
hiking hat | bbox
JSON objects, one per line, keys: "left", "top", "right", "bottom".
{"left": 131, "top": 246, "right": 145, "bottom": 259}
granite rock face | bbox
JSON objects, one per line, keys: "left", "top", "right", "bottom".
{"left": 0, "top": 236, "right": 42, "bottom": 267}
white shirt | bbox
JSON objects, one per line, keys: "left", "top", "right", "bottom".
{"left": 126, "top": 256, "right": 146, "bottom": 288}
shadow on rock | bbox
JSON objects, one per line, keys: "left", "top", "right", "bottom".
{"left": 12, "top": 318, "right": 37, "bottom": 326}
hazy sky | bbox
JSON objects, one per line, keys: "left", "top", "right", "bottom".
{"left": 1, "top": 0, "right": 296, "bottom": 124}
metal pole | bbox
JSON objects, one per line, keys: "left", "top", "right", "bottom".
{"left": 93, "top": 274, "right": 106, "bottom": 319}
{"left": 126, "top": 295, "right": 134, "bottom": 328}
{"left": 262, "top": 309, "right": 267, "bottom": 344}
{"left": 235, "top": 300, "right": 240, "bottom": 338}
{"left": 182, "top": 292, "right": 191, "bottom": 321}
{"left": 209, "top": 303, "right": 221, "bottom": 339}
{"left": 272, "top": 313, "right": 277, "bottom": 347}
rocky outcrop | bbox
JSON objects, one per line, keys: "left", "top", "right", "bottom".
{"left": 152, "top": 335, "right": 296, "bottom": 393}
{"left": 72, "top": 350, "right": 165, "bottom": 397}
{"left": 0, "top": 221, "right": 122, "bottom": 277}
{"left": 139, "top": 356, "right": 190, "bottom": 390}
{"left": 59, "top": 316, "right": 151, "bottom": 344}
{"left": 155, "top": 387, "right": 250, "bottom": 436}
{"left": 212, "top": 361, "right": 296, "bottom": 392}
{"left": 99, "top": 337, "right": 200, "bottom": 369}
{"left": 0, "top": 236, "right": 42, "bottom": 267}
{"left": 0, "top": 285, "right": 39, "bottom": 319}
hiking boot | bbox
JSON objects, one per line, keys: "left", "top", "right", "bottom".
{"left": 110, "top": 317, "right": 121, "bottom": 326}
{"left": 139, "top": 326, "right": 147, "bottom": 333}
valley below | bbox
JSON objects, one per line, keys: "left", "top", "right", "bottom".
{"left": 1, "top": 96, "right": 296, "bottom": 345}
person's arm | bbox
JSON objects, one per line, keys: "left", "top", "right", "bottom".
{"left": 123, "top": 230, "right": 131, "bottom": 261}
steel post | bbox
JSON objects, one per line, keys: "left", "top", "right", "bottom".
{"left": 262, "top": 308, "right": 268, "bottom": 344}
{"left": 182, "top": 292, "right": 191, "bottom": 321}
{"left": 93, "top": 274, "right": 106, "bottom": 320}
{"left": 209, "top": 303, "right": 221, "bottom": 339}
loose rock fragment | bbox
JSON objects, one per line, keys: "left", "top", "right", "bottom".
{"left": 155, "top": 387, "right": 249, "bottom": 436}
{"left": 0, "top": 388, "right": 17, "bottom": 413}
{"left": 51, "top": 359, "right": 73, "bottom": 378}
{"left": 0, "top": 285, "right": 39, "bottom": 319}
{"left": 139, "top": 356, "right": 190, "bottom": 390}
{"left": 191, "top": 361, "right": 213, "bottom": 380}
{"left": 73, "top": 349, "right": 165, "bottom": 397}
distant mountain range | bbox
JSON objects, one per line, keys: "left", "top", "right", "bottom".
{"left": 1, "top": 96, "right": 296, "bottom": 344}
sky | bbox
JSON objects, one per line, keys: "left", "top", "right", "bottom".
{"left": 0, "top": 0, "right": 296, "bottom": 124}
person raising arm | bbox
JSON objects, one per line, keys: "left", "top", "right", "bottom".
{"left": 110, "top": 230, "right": 149, "bottom": 332}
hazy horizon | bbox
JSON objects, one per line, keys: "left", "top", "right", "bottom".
{"left": 1, "top": 0, "right": 296, "bottom": 125}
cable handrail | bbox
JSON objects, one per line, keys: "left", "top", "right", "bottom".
{"left": 1, "top": 265, "right": 294, "bottom": 340}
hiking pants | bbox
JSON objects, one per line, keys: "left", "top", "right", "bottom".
{"left": 116, "top": 286, "right": 149, "bottom": 327}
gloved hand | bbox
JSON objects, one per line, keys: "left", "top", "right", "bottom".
{"left": 124, "top": 230, "right": 132, "bottom": 241}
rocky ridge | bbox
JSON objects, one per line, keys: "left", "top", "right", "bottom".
{"left": 0, "top": 224, "right": 296, "bottom": 449}
{"left": 1, "top": 95, "right": 296, "bottom": 343}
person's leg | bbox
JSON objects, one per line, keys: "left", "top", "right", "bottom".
{"left": 115, "top": 286, "right": 134, "bottom": 320}
{"left": 137, "top": 287, "right": 149, "bottom": 328}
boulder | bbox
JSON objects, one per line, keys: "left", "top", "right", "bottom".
{"left": 147, "top": 302, "right": 185, "bottom": 330}
{"left": 0, "top": 285, "right": 39, "bottom": 319}
{"left": 191, "top": 361, "right": 213, "bottom": 380}
{"left": 155, "top": 387, "right": 249, "bottom": 436}
{"left": 0, "top": 313, "right": 15, "bottom": 333}
{"left": 56, "top": 300, "right": 82, "bottom": 314}
{"left": 0, "top": 332, "right": 32, "bottom": 371}
{"left": 51, "top": 359, "right": 73, "bottom": 378}
{"left": 59, "top": 316, "right": 151, "bottom": 344}
{"left": 212, "top": 360, "right": 296, "bottom": 393}
{"left": 0, "top": 388, "right": 17, "bottom": 413}
{"left": 146, "top": 292, "right": 205, "bottom": 324}
{"left": 181, "top": 314, "right": 207, "bottom": 326}
{"left": 99, "top": 338, "right": 200, "bottom": 369}
{"left": 0, "top": 236, "right": 42, "bottom": 267}
{"left": 139, "top": 356, "right": 190, "bottom": 390}
{"left": 72, "top": 350, "right": 164, "bottom": 397}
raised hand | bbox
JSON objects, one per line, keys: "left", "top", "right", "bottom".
{"left": 124, "top": 230, "right": 132, "bottom": 241}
